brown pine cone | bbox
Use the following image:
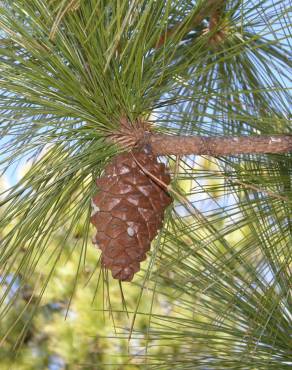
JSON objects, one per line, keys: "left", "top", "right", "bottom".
{"left": 90, "top": 151, "right": 172, "bottom": 281}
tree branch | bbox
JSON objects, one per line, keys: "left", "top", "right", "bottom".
{"left": 148, "top": 135, "right": 292, "bottom": 156}
{"left": 156, "top": 0, "right": 225, "bottom": 48}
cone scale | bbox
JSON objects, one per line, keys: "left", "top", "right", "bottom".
{"left": 90, "top": 150, "right": 172, "bottom": 281}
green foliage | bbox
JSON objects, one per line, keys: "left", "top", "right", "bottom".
{"left": 0, "top": 0, "right": 291, "bottom": 368}
{"left": 0, "top": 229, "right": 151, "bottom": 369}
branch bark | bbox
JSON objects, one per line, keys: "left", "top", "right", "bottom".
{"left": 148, "top": 135, "right": 292, "bottom": 156}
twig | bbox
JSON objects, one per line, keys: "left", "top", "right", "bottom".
{"left": 148, "top": 134, "right": 292, "bottom": 156}
{"left": 156, "top": 0, "right": 225, "bottom": 48}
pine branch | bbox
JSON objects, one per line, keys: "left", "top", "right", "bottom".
{"left": 156, "top": 0, "right": 225, "bottom": 48}
{"left": 148, "top": 134, "right": 292, "bottom": 156}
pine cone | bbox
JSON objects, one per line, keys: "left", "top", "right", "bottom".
{"left": 90, "top": 151, "right": 172, "bottom": 281}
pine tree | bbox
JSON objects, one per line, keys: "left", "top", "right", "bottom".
{"left": 0, "top": 0, "right": 291, "bottom": 368}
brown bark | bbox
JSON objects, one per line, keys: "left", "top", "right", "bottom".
{"left": 148, "top": 134, "right": 292, "bottom": 156}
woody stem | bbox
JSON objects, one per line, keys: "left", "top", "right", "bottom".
{"left": 147, "top": 134, "right": 292, "bottom": 156}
